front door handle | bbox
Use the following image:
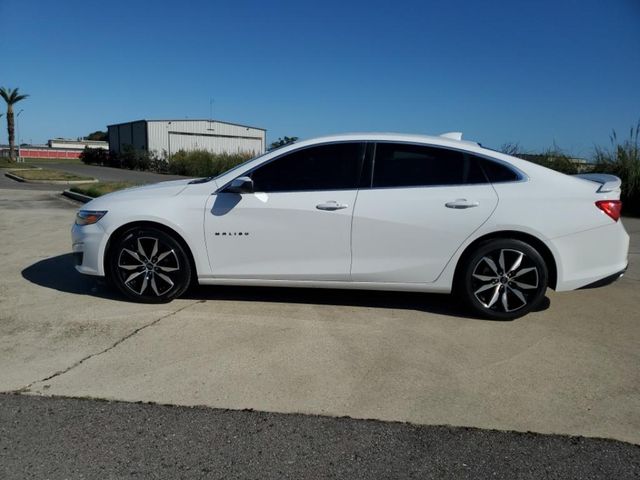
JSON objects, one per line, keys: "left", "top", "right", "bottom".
{"left": 316, "top": 200, "right": 348, "bottom": 211}
{"left": 445, "top": 199, "right": 480, "bottom": 209}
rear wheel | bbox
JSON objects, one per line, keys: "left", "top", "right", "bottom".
{"left": 458, "top": 239, "right": 548, "bottom": 320}
{"left": 108, "top": 227, "right": 192, "bottom": 303}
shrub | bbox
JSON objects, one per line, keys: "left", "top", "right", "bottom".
{"left": 167, "top": 150, "right": 254, "bottom": 177}
{"left": 594, "top": 121, "right": 640, "bottom": 216}
{"left": 82, "top": 144, "right": 251, "bottom": 177}
{"left": 79, "top": 147, "right": 110, "bottom": 166}
{"left": 168, "top": 150, "right": 213, "bottom": 177}
{"left": 149, "top": 152, "right": 169, "bottom": 174}
{"left": 517, "top": 148, "right": 583, "bottom": 175}
{"left": 119, "top": 144, "right": 154, "bottom": 171}
{"left": 501, "top": 143, "right": 586, "bottom": 175}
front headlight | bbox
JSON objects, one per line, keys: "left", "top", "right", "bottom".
{"left": 75, "top": 210, "right": 107, "bottom": 226}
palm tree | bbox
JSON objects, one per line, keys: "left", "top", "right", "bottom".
{"left": 0, "top": 87, "right": 29, "bottom": 162}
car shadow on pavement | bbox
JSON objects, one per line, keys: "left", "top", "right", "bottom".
{"left": 185, "top": 285, "right": 551, "bottom": 321}
{"left": 22, "top": 253, "right": 550, "bottom": 320}
{"left": 21, "top": 253, "right": 124, "bottom": 301}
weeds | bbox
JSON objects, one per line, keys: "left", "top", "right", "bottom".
{"left": 594, "top": 121, "right": 640, "bottom": 215}
{"left": 167, "top": 150, "right": 254, "bottom": 177}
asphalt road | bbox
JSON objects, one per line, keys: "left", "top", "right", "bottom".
{"left": 1, "top": 167, "right": 67, "bottom": 190}
{"left": 29, "top": 161, "right": 188, "bottom": 183}
{"left": 1, "top": 393, "right": 638, "bottom": 480}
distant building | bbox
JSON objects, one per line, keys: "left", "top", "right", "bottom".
{"left": 107, "top": 119, "right": 267, "bottom": 158}
{"left": 47, "top": 139, "right": 108, "bottom": 150}
{"left": 6, "top": 138, "right": 107, "bottom": 160}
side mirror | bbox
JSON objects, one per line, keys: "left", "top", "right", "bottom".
{"left": 225, "top": 176, "right": 254, "bottom": 194}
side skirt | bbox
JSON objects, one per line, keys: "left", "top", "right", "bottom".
{"left": 196, "top": 277, "right": 452, "bottom": 294}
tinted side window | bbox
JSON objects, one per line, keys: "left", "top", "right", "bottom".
{"left": 372, "top": 143, "right": 487, "bottom": 188}
{"left": 476, "top": 157, "right": 521, "bottom": 183}
{"left": 250, "top": 143, "right": 364, "bottom": 192}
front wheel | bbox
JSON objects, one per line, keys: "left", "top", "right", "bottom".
{"left": 108, "top": 227, "right": 192, "bottom": 303}
{"left": 457, "top": 239, "right": 548, "bottom": 320}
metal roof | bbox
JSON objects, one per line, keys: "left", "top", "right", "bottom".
{"left": 107, "top": 119, "right": 266, "bottom": 131}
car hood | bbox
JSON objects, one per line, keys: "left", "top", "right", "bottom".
{"left": 83, "top": 179, "right": 193, "bottom": 209}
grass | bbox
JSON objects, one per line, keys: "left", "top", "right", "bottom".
{"left": 24, "top": 157, "right": 83, "bottom": 164}
{"left": 0, "top": 159, "right": 37, "bottom": 168}
{"left": 9, "top": 168, "right": 95, "bottom": 182}
{"left": 70, "top": 181, "right": 138, "bottom": 198}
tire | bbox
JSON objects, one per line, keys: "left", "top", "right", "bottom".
{"left": 108, "top": 226, "right": 192, "bottom": 303}
{"left": 457, "top": 238, "right": 548, "bottom": 320}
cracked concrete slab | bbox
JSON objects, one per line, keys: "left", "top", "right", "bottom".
{"left": 0, "top": 189, "right": 199, "bottom": 391}
{"left": 2, "top": 186, "right": 639, "bottom": 445}
{"left": 17, "top": 300, "right": 204, "bottom": 392}
{"left": 25, "top": 284, "right": 640, "bottom": 444}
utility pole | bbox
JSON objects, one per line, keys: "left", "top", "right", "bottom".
{"left": 16, "top": 109, "right": 24, "bottom": 162}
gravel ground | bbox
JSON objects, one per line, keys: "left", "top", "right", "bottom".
{"left": 1, "top": 394, "right": 638, "bottom": 480}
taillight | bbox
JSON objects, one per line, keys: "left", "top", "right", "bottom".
{"left": 595, "top": 200, "right": 622, "bottom": 221}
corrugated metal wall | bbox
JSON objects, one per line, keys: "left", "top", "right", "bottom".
{"left": 146, "top": 120, "right": 266, "bottom": 158}
{"left": 108, "top": 121, "right": 147, "bottom": 154}
{"left": 131, "top": 121, "right": 147, "bottom": 150}
{"left": 108, "top": 125, "right": 119, "bottom": 152}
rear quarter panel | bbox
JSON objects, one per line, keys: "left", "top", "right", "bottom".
{"left": 432, "top": 160, "right": 624, "bottom": 291}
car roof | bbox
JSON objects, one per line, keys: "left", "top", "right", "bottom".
{"left": 295, "top": 132, "right": 482, "bottom": 150}
{"left": 281, "top": 132, "right": 562, "bottom": 182}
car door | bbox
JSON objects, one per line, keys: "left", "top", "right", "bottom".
{"left": 351, "top": 142, "right": 499, "bottom": 283}
{"left": 204, "top": 142, "right": 366, "bottom": 280}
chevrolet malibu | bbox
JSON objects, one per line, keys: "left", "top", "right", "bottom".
{"left": 71, "top": 133, "right": 629, "bottom": 320}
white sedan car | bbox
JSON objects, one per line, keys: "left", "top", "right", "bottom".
{"left": 71, "top": 133, "right": 629, "bottom": 320}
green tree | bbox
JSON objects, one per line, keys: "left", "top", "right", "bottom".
{"left": 0, "top": 87, "right": 29, "bottom": 162}
{"left": 269, "top": 136, "right": 298, "bottom": 150}
{"left": 86, "top": 130, "right": 108, "bottom": 141}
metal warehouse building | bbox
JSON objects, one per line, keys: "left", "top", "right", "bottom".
{"left": 107, "top": 119, "right": 266, "bottom": 158}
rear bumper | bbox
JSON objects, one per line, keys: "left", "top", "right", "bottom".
{"left": 552, "top": 221, "right": 630, "bottom": 291}
{"left": 579, "top": 265, "right": 627, "bottom": 289}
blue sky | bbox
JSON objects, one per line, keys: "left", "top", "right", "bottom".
{"left": 1, "top": 0, "right": 638, "bottom": 156}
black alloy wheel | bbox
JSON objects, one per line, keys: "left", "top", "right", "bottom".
{"left": 458, "top": 238, "right": 548, "bottom": 320}
{"left": 109, "top": 227, "right": 192, "bottom": 303}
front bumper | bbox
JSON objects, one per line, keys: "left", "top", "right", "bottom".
{"left": 71, "top": 222, "right": 108, "bottom": 276}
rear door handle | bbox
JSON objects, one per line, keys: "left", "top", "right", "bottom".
{"left": 445, "top": 199, "right": 480, "bottom": 209}
{"left": 316, "top": 200, "right": 348, "bottom": 211}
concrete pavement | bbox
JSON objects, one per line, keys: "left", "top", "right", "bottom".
{"left": 1, "top": 185, "right": 639, "bottom": 444}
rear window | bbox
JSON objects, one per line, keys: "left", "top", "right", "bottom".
{"left": 475, "top": 157, "right": 521, "bottom": 183}
{"left": 372, "top": 143, "right": 487, "bottom": 188}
